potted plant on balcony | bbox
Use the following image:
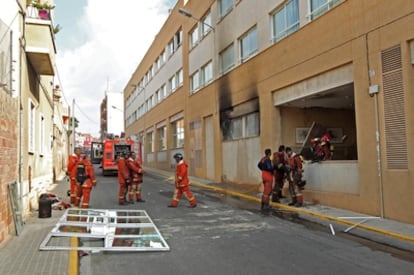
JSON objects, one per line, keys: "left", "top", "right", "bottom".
{"left": 31, "top": 0, "right": 55, "bottom": 20}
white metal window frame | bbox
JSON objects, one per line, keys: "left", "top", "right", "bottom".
{"left": 172, "top": 118, "right": 184, "bottom": 148}
{"left": 272, "top": 0, "right": 300, "bottom": 43}
{"left": 190, "top": 70, "right": 200, "bottom": 93}
{"left": 39, "top": 209, "right": 170, "bottom": 252}
{"left": 223, "top": 112, "right": 260, "bottom": 141}
{"left": 158, "top": 126, "right": 167, "bottom": 151}
{"left": 240, "top": 26, "right": 258, "bottom": 62}
{"left": 308, "top": 0, "right": 342, "bottom": 20}
{"left": 219, "top": 0, "right": 233, "bottom": 18}
{"left": 190, "top": 25, "right": 199, "bottom": 49}
{"left": 219, "top": 43, "right": 235, "bottom": 75}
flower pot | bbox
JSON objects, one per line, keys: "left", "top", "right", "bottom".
{"left": 38, "top": 9, "right": 49, "bottom": 20}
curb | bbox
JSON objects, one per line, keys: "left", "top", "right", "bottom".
{"left": 148, "top": 168, "right": 414, "bottom": 244}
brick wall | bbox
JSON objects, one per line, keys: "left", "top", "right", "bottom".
{"left": 0, "top": 92, "right": 19, "bottom": 244}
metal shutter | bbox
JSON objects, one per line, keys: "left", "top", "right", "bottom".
{"left": 381, "top": 45, "right": 408, "bottom": 169}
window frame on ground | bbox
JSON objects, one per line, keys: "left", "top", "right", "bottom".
{"left": 39, "top": 209, "right": 170, "bottom": 252}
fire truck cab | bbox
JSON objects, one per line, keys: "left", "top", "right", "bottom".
{"left": 101, "top": 138, "right": 135, "bottom": 176}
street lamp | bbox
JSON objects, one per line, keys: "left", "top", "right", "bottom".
{"left": 178, "top": 8, "right": 215, "bottom": 32}
{"left": 179, "top": 7, "right": 218, "bottom": 115}
{"left": 111, "top": 105, "right": 122, "bottom": 112}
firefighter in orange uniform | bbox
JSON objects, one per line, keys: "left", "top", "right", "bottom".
{"left": 272, "top": 145, "right": 287, "bottom": 203}
{"left": 168, "top": 153, "right": 197, "bottom": 208}
{"left": 116, "top": 151, "right": 130, "bottom": 205}
{"left": 258, "top": 148, "right": 274, "bottom": 212}
{"left": 320, "top": 132, "right": 332, "bottom": 160}
{"left": 285, "top": 147, "right": 304, "bottom": 207}
{"left": 67, "top": 147, "right": 81, "bottom": 204}
{"left": 126, "top": 151, "right": 145, "bottom": 203}
{"left": 71, "top": 154, "right": 97, "bottom": 208}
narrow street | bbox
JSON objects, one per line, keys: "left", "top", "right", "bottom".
{"left": 79, "top": 166, "right": 414, "bottom": 275}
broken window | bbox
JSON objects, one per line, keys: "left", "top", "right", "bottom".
{"left": 40, "top": 209, "right": 170, "bottom": 252}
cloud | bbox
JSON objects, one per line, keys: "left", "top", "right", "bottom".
{"left": 56, "top": 0, "right": 177, "bottom": 136}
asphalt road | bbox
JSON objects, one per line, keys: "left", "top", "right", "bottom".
{"left": 81, "top": 166, "right": 414, "bottom": 275}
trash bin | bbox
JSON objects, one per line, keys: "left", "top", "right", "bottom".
{"left": 38, "top": 193, "right": 52, "bottom": 218}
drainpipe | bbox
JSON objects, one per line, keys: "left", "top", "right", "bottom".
{"left": 366, "top": 34, "right": 384, "bottom": 219}
{"left": 16, "top": 0, "right": 25, "bottom": 206}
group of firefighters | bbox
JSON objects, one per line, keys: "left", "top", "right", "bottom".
{"left": 66, "top": 147, "right": 197, "bottom": 209}
{"left": 258, "top": 145, "right": 306, "bottom": 213}
{"left": 116, "top": 150, "right": 145, "bottom": 205}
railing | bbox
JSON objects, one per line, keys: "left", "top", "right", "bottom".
{"left": 26, "top": 6, "right": 54, "bottom": 22}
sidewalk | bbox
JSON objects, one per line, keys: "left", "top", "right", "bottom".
{"left": 0, "top": 175, "right": 72, "bottom": 275}
{"left": 0, "top": 169, "right": 413, "bottom": 275}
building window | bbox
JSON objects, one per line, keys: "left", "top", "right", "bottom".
{"left": 310, "top": 0, "right": 342, "bottom": 20}
{"left": 272, "top": 0, "right": 299, "bottom": 42}
{"left": 190, "top": 71, "right": 200, "bottom": 93}
{"left": 219, "top": 0, "right": 233, "bottom": 18}
{"left": 201, "top": 61, "right": 213, "bottom": 85}
{"left": 167, "top": 39, "right": 174, "bottom": 57}
{"left": 201, "top": 11, "right": 212, "bottom": 36}
{"left": 175, "top": 29, "right": 183, "bottom": 48}
{"left": 177, "top": 69, "right": 183, "bottom": 87}
{"left": 39, "top": 114, "right": 45, "bottom": 155}
{"left": 172, "top": 119, "right": 184, "bottom": 148}
{"left": 161, "top": 84, "right": 167, "bottom": 99}
{"left": 156, "top": 90, "right": 161, "bottom": 103}
{"left": 240, "top": 26, "right": 258, "bottom": 62}
{"left": 158, "top": 126, "right": 167, "bottom": 151}
{"left": 160, "top": 50, "right": 166, "bottom": 64}
{"left": 190, "top": 26, "right": 199, "bottom": 49}
{"left": 222, "top": 112, "right": 259, "bottom": 141}
{"left": 219, "top": 43, "right": 235, "bottom": 74}
{"left": 245, "top": 112, "right": 260, "bottom": 137}
{"left": 28, "top": 99, "right": 35, "bottom": 153}
{"left": 147, "top": 131, "right": 154, "bottom": 153}
{"left": 170, "top": 74, "right": 177, "bottom": 93}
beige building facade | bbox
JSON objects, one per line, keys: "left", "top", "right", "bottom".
{"left": 124, "top": 0, "right": 414, "bottom": 223}
{"left": 0, "top": 0, "right": 68, "bottom": 244}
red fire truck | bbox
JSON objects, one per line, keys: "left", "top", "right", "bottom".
{"left": 101, "top": 138, "right": 135, "bottom": 176}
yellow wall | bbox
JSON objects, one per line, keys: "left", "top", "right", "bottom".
{"left": 125, "top": 0, "right": 414, "bottom": 223}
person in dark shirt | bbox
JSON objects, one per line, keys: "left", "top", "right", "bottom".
{"left": 258, "top": 148, "right": 274, "bottom": 213}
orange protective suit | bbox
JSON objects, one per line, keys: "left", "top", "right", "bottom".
{"left": 126, "top": 156, "right": 145, "bottom": 203}
{"left": 67, "top": 152, "right": 80, "bottom": 204}
{"left": 117, "top": 156, "right": 130, "bottom": 205}
{"left": 287, "top": 153, "right": 304, "bottom": 207}
{"left": 169, "top": 160, "right": 197, "bottom": 207}
{"left": 71, "top": 157, "right": 96, "bottom": 208}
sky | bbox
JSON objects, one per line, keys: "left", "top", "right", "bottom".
{"left": 54, "top": 0, "right": 178, "bottom": 137}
